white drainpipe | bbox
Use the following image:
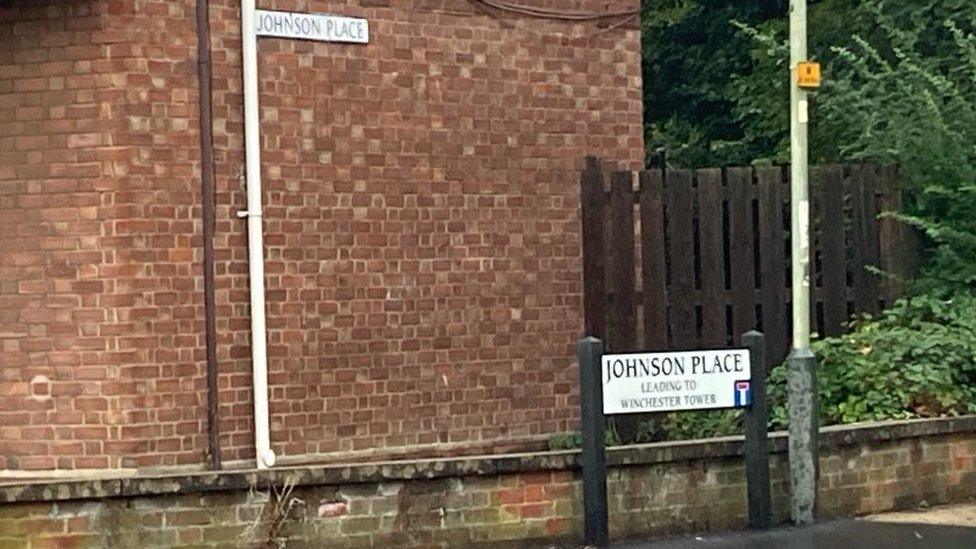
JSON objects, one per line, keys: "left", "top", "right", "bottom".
{"left": 239, "top": 0, "right": 275, "bottom": 470}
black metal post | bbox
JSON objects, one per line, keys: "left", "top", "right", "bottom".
{"left": 742, "top": 331, "right": 771, "bottom": 529}
{"left": 578, "top": 337, "right": 608, "bottom": 547}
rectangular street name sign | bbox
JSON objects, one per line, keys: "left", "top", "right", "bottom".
{"left": 255, "top": 10, "right": 369, "bottom": 44}
{"left": 602, "top": 349, "right": 751, "bottom": 414}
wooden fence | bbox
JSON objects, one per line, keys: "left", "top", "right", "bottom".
{"left": 581, "top": 158, "right": 920, "bottom": 368}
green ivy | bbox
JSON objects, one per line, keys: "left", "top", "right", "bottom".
{"left": 732, "top": 2, "right": 976, "bottom": 290}
{"left": 562, "top": 2, "right": 976, "bottom": 446}
{"left": 546, "top": 426, "right": 620, "bottom": 451}
{"left": 652, "top": 291, "right": 976, "bottom": 443}
{"left": 767, "top": 292, "right": 976, "bottom": 429}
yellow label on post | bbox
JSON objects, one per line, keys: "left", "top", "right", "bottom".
{"left": 797, "top": 61, "right": 821, "bottom": 89}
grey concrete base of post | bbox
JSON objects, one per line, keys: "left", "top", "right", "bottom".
{"left": 788, "top": 348, "right": 819, "bottom": 525}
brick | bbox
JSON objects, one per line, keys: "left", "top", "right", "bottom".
{"left": 0, "top": 0, "right": 643, "bottom": 471}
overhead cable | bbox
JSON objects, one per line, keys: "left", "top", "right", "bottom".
{"left": 464, "top": 0, "right": 639, "bottom": 22}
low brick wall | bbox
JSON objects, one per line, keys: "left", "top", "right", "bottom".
{"left": 1, "top": 417, "right": 974, "bottom": 547}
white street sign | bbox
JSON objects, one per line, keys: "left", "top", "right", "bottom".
{"left": 255, "top": 10, "right": 369, "bottom": 44}
{"left": 602, "top": 349, "right": 751, "bottom": 415}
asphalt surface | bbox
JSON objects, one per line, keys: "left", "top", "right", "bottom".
{"left": 615, "top": 504, "right": 976, "bottom": 549}
{"left": 516, "top": 504, "right": 976, "bottom": 548}
{"left": 616, "top": 520, "right": 976, "bottom": 549}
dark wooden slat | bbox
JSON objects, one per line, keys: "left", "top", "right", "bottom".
{"left": 666, "top": 170, "right": 696, "bottom": 348}
{"left": 848, "top": 164, "right": 878, "bottom": 316}
{"left": 727, "top": 167, "right": 757, "bottom": 344}
{"left": 875, "top": 165, "right": 918, "bottom": 304}
{"left": 640, "top": 170, "right": 667, "bottom": 350}
{"left": 696, "top": 168, "right": 726, "bottom": 348}
{"left": 608, "top": 171, "right": 637, "bottom": 351}
{"left": 580, "top": 157, "right": 607, "bottom": 339}
{"left": 784, "top": 164, "right": 796, "bottom": 348}
{"left": 875, "top": 166, "right": 901, "bottom": 304}
{"left": 846, "top": 166, "right": 866, "bottom": 313}
{"left": 819, "top": 165, "right": 847, "bottom": 336}
{"left": 757, "top": 167, "right": 787, "bottom": 367}
{"left": 609, "top": 172, "right": 641, "bottom": 445}
{"left": 809, "top": 169, "right": 823, "bottom": 336}
{"left": 861, "top": 166, "right": 882, "bottom": 316}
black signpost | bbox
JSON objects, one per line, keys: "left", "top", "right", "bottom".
{"left": 742, "top": 331, "right": 771, "bottom": 529}
{"left": 578, "top": 336, "right": 609, "bottom": 547}
{"left": 577, "top": 332, "right": 771, "bottom": 547}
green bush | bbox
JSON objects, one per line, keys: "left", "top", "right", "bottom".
{"left": 735, "top": 1, "right": 976, "bottom": 290}
{"left": 549, "top": 290, "right": 976, "bottom": 447}
{"left": 547, "top": 426, "right": 620, "bottom": 451}
{"left": 769, "top": 292, "right": 976, "bottom": 428}
{"left": 661, "top": 1, "right": 976, "bottom": 441}
{"left": 546, "top": 3, "right": 976, "bottom": 449}
{"left": 819, "top": 6, "right": 976, "bottom": 290}
{"left": 653, "top": 291, "right": 976, "bottom": 443}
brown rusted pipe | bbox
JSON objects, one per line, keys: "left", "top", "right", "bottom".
{"left": 196, "top": 0, "right": 220, "bottom": 470}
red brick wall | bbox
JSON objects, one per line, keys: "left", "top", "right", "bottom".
{"left": 0, "top": 0, "right": 209, "bottom": 470}
{"left": 1, "top": 420, "right": 974, "bottom": 546}
{"left": 210, "top": 0, "right": 644, "bottom": 462}
{"left": 1, "top": 0, "right": 643, "bottom": 470}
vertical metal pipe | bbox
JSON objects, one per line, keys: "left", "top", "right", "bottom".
{"left": 241, "top": 0, "right": 275, "bottom": 470}
{"left": 790, "top": 0, "right": 811, "bottom": 352}
{"left": 196, "top": 0, "right": 220, "bottom": 470}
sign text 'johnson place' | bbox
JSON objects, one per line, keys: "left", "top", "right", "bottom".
{"left": 602, "top": 349, "right": 751, "bottom": 414}
{"left": 255, "top": 10, "right": 369, "bottom": 44}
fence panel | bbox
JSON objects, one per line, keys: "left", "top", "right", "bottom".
{"left": 819, "top": 165, "right": 847, "bottom": 336}
{"left": 639, "top": 170, "right": 668, "bottom": 350}
{"left": 581, "top": 158, "right": 917, "bottom": 367}
{"left": 756, "top": 166, "right": 787, "bottom": 365}
{"left": 876, "top": 165, "right": 918, "bottom": 304}
{"left": 848, "top": 164, "right": 879, "bottom": 316}
{"left": 608, "top": 172, "right": 637, "bottom": 352}
{"left": 860, "top": 166, "right": 882, "bottom": 316}
{"left": 666, "top": 170, "right": 696, "bottom": 348}
{"left": 697, "top": 169, "right": 726, "bottom": 348}
{"left": 728, "top": 167, "right": 756, "bottom": 345}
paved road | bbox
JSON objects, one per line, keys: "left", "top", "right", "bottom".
{"left": 616, "top": 504, "right": 976, "bottom": 549}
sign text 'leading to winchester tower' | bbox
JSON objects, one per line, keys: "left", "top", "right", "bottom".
{"left": 602, "top": 349, "right": 752, "bottom": 414}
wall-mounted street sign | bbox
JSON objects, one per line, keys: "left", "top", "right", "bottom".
{"left": 602, "top": 349, "right": 751, "bottom": 415}
{"left": 255, "top": 9, "right": 369, "bottom": 44}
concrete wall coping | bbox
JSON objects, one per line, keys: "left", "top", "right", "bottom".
{"left": 1, "top": 416, "right": 973, "bottom": 505}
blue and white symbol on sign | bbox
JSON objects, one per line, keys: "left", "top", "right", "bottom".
{"left": 734, "top": 381, "right": 751, "bottom": 408}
